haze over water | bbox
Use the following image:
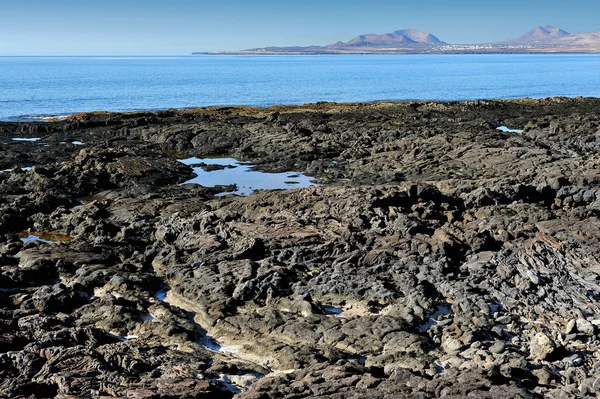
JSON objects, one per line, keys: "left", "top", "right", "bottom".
{"left": 1, "top": 54, "right": 600, "bottom": 121}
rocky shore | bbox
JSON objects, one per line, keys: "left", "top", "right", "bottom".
{"left": 1, "top": 98, "right": 600, "bottom": 398}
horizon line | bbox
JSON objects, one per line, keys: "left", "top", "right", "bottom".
{"left": 1, "top": 53, "right": 599, "bottom": 58}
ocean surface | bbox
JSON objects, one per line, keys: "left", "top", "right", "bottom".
{"left": 1, "top": 54, "right": 600, "bottom": 121}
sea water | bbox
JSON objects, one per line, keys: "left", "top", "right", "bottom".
{"left": 1, "top": 54, "right": 600, "bottom": 121}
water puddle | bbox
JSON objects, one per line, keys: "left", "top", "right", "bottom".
{"left": 210, "top": 375, "right": 240, "bottom": 394}
{"left": 11, "top": 137, "right": 41, "bottom": 142}
{"left": 488, "top": 302, "right": 501, "bottom": 314}
{"left": 18, "top": 231, "right": 73, "bottom": 244}
{"left": 155, "top": 289, "right": 168, "bottom": 301}
{"left": 418, "top": 304, "right": 453, "bottom": 332}
{"left": 178, "top": 157, "right": 316, "bottom": 196}
{"left": 9, "top": 137, "right": 83, "bottom": 146}
{"left": 110, "top": 333, "right": 138, "bottom": 342}
{"left": 142, "top": 314, "right": 154, "bottom": 322}
{"left": 322, "top": 305, "right": 344, "bottom": 315}
{"left": 202, "top": 336, "right": 223, "bottom": 352}
{"left": 497, "top": 126, "right": 524, "bottom": 134}
{"left": 1, "top": 166, "right": 32, "bottom": 173}
{"left": 201, "top": 334, "right": 241, "bottom": 354}
{"left": 209, "top": 373, "right": 263, "bottom": 394}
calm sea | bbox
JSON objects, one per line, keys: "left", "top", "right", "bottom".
{"left": 1, "top": 54, "right": 600, "bottom": 121}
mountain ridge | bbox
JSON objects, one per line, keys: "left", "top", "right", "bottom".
{"left": 331, "top": 29, "right": 445, "bottom": 48}
{"left": 198, "top": 26, "right": 600, "bottom": 55}
{"left": 499, "top": 25, "right": 571, "bottom": 45}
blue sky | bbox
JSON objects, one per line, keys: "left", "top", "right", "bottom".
{"left": 1, "top": 0, "right": 599, "bottom": 55}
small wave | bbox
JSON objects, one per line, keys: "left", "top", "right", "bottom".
{"left": 16, "top": 115, "right": 71, "bottom": 122}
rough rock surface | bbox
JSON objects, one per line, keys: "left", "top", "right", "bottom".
{"left": 1, "top": 98, "right": 600, "bottom": 398}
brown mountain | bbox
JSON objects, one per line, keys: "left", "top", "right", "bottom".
{"left": 500, "top": 25, "right": 570, "bottom": 45}
{"left": 499, "top": 26, "right": 600, "bottom": 48}
{"left": 558, "top": 32, "right": 600, "bottom": 46}
{"left": 227, "top": 28, "right": 446, "bottom": 54}
{"left": 330, "top": 29, "right": 445, "bottom": 48}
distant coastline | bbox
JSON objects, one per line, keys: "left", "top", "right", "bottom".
{"left": 197, "top": 49, "right": 599, "bottom": 55}
{"left": 197, "top": 26, "right": 600, "bottom": 55}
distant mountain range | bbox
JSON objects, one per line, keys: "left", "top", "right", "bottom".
{"left": 196, "top": 26, "right": 600, "bottom": 55}
{"left": 499, "top": 25, "right": 600, "bottom": 47}
{"left": 499, "top": 26, "right": 571, "bottom": 45}
{"left": 330, "top": 29, "right": 445, "bottom": 48}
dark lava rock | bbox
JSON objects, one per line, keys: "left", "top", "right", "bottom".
{"left": 1, "top": 99, "right": 600, "bottom": 398}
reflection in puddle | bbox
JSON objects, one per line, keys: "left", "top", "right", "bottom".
{"left": 18, "top": 231, "right": 73, "bottom": 244}
{"left": 202, "top": 335, "right": 223, "bottom": 352}
{"left": 20, "top": 235, "right": 55, "bottom": 244}
{"left": 72, "top": 141, "right": 85, "bottom": 145}
{"left": 323, "top": 305, "right": 344, "bottom": 315}
{"left": 142, "top": 314, "right": 154, "bottom": 322}
{"left": 488, "top": 303, "right": 501, "bottom": 314}
{"left": 178, "top": 157, "right": 316, "bottom": 196}
{"left": 155, "top": 289, "right": 168, "bottom": 301}
{"left": 497, "top": 126, "right": 524, "bottom": 134}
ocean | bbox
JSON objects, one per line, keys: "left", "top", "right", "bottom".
{"left": 1, "top": 54, "right": 600, "bottom": 121}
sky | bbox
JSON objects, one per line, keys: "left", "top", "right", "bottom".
{"left": 0, "top": 0, "right": 599, "bottom": 55}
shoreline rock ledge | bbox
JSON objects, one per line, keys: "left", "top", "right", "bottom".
{"left": 1, "top": 98, "right": 600, "bottom": 398}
